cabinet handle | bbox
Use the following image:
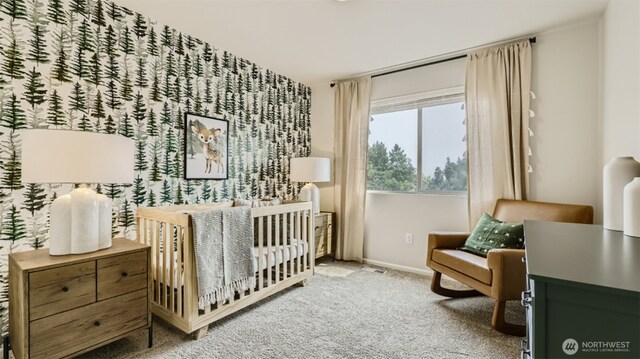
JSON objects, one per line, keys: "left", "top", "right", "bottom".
{"left": 121, "top": 272, "right": 128, "bottom": 277}
{"left": 62, "top": 287, "right": 69, "bottom": 292}
{"left": 521, "top": 290, "right": 532, "bottom": 307}
{"left": 520, "top": 340, "right": 531, "bottom": 358}
{"left": 94, "top": 321, "right": 100, "bottom": 327}
{"left": 522, "top": 256, "right": 526, "bottom": 263}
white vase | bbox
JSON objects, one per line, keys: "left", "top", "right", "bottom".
{"left": 604, "top": 157, "right": 640, "bottom": 230}
{"left": 623, "top": 178, "right": 640, "bottom": 237}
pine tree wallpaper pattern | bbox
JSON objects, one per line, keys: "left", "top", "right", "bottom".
{"left": 0, "top": 0, "right": 311, "bottom": 332}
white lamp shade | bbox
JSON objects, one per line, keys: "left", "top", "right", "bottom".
{"left": 21, "top": 130, "right": 135, "bottom": 184}
{"left": 290, "top": 157, "right": 330, "bottom": 183}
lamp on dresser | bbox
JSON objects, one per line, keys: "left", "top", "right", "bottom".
{"left": 290, "top": 157, "right": 330, "bottom": 214}
{"left": 21, "top": 129, "right": 134, "bottom": 255}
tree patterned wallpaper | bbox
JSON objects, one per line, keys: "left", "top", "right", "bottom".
{"left": 0, "top": 0, "right": 311, "bottom": 332}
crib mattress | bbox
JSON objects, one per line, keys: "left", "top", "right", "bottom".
{"left": 153, "top": 239, "right": 309, "bottom": 284}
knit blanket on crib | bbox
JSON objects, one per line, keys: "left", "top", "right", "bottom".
{"left": 188, "top": 207, "right": 256, "bottom": 309}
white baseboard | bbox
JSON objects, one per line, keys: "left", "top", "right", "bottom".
{"left": 362, "top": 258, "right": 433, "bottom": 276}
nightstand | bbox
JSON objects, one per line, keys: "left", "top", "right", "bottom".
{"left": 7, "top": 238, "right": 151, "bottom": 359}
{"left": 314, "top": 212, "right": 334, "bottom": 258}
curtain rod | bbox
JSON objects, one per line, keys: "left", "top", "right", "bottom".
{"left": 330, "top": 37, "right": 536, "bottom": 87}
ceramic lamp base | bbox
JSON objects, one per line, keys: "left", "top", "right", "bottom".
{"left": 299, "top": 182, "right": 320, "bottom": 214}
{"left": 49, "top": 185, "right": 112, "bottom": 256}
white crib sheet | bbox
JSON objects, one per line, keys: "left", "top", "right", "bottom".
{"left": 153, "top": 239, "right": 309, "bottom": 284}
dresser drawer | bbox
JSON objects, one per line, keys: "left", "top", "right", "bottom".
{"left": 29, "top": 262, "right": 96, "bottom": 320}
{"left": 97, "top": 251, "right": 147, "bottom": 301}
{"left": 315, "top": 237, "right": 326, "bottom": 255}
{"left": 29, "top": 288, "right": 148, "bottom": 359}
{"left": 315, "top": 214, "right": 327, "bottom": 227}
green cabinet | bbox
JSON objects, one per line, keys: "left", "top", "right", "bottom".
{"left": 523, "top": 221, "right": 640, "bottom": 359}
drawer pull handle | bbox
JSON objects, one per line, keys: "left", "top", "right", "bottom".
{"left": 94, "top": 321, "right": 100, "bottom": 327}
{"left": 521, "top": 290, "right": 532, "bottom": 307}
{"left": 122, "top": 272, "right": 128, "bottom": 277}
{"left": 62, "top": 287, "right": 69, "bottom": 292}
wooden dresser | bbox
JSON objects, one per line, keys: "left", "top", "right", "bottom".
{"left": 8, "top": 238, "right": 151, "bottom": 359}
{"left": 315, "top": 212, "right": 334, "bottom": 258}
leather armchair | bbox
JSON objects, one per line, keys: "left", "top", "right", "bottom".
{"left": 426, "top": 199, "right": 593, "bottom": 336}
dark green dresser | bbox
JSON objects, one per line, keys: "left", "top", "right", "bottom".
{"left": 522, "top": 221, "right": 640, "bottom": 359}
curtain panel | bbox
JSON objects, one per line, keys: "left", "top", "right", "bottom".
{"left": 465, "top": 40, "right": 532, "bottom": 227}
{"left": 333, "top": 77, "right": 371, "bottom": 261}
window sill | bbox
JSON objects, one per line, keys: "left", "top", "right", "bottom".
{"left": 366, "top": 190, "right": 467, "bottom": 198}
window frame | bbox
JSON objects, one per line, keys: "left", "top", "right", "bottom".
{"left": 368, "top": 86, "right": 467, "bottom": 196}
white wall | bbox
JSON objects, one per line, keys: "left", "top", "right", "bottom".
{"left": 529, "top": 21, "right": 602, "bottom": 221}
{"left": 364, "top": 194, "right": 468, "bottom": 274}
{"left": 310, "top": 83, "right": 336, "bottom": 212}
{"left": 600, "top": 0, "right": 640, "bottom": 166}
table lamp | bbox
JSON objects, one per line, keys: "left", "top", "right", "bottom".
{"left": 290, "top": 157, "right": 330, "bottom": 214}
{"left": 21, "top": 130, "right": 134, "bottom": 255}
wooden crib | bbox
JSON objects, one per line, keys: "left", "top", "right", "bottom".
{"left": 135, "top": 201, "right": 314, "bottom": 339}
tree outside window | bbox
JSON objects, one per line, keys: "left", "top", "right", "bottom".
{"left": 367, "top": 96, "right": 467, "bottom": 194}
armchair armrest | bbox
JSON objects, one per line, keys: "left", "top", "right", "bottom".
{"left": 487, "top": 249, "right": 526, "bottom": 301}
{"left": 426, "top": 232, "right": 470, "bottom": 267}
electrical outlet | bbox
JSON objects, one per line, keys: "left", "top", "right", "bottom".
{"left": 405, "top": 233, "right": 413, "bottom": 245}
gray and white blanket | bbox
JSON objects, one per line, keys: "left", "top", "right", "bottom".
{"left": 188, "top": 207, "right": 256, "bottom": 309}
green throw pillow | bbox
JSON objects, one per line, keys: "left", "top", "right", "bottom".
{"left": 460, "top": 213, "right": 525, "bottom": 257}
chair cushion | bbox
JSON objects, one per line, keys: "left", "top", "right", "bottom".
{"left": 431, "top": 249, "right": 492, "bottom": 285}
{"left": 460, "top": 213, "right": 525, "bottom": 257}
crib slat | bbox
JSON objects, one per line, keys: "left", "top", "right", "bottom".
{"left": 136, "top": 218, "right": 142, "bottom": 245}
{"left": 184, "top": 222, "right": 198, "bottom": 323}
{"left": 155, "top": 221, "right": 161, "bottom": 304}
{"left": 169, "top": 224, "right": 175, "bottom": 312}
{"left": 267, "top": 215, "right": 272, "bottom": 286}
{"left": 163, "top": 223, "right": 169, "bottom": 307}
{"left": 308, "top": 210, "right": 315, "bottom": 274}
{"left": 274, "top": 213, "right": 280, "bottom": 283}
{"left": 296, "top": 211, "right": 301, "bottom": 275}
{"left": 289, "top": 212, "right": 295, "bottom": 275}
{"left": 282, "top": 213, "right": 288, "bottom": 279}
{"left": 302, "top": 211, "right": 307, "bottom": 273}
{"left": 143, "top": 219, "right": 149, "bottom": 245}
{"left": 177, "top": 225, "right": 183, "bottom": 317}
{"left": 258, "top": 218, "right": 264, "bottom": 291}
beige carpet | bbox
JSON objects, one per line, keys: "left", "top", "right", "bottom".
{"left": 78, "top": 260, "right": 523, "bottom": 359}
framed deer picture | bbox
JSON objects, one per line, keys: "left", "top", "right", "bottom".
{"left": 184, "top": 113, "right": 229, "bottom": 180}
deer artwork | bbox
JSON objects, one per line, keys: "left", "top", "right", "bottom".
{"left": 191, "top": 120, "right": 225, "bottom": 174}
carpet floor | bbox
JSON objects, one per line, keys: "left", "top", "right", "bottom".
{"left": 78, "top": 260, "right": 524, "bottom": 359}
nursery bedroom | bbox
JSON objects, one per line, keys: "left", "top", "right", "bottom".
{"left": 0, "top": 0, "right": 638, "bottom": 358}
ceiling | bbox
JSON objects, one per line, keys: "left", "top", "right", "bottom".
{"left": 118, "top": 0, "right": 609, "bottom": 86}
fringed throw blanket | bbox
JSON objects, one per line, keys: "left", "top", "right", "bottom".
{"left": 188, "top": 207, "right": 256, "bottom": 310}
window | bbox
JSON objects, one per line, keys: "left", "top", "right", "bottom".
{"left": 367, "top": 89, "right": 467, "bottom": 194}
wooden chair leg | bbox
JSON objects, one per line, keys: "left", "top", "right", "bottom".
{"left": 492, "top": 300, "right": 525, "bottom": 336}
{"left": 430, "top": 271, "right": 482, "bottom": 298}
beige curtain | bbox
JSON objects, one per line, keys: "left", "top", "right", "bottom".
{"left": 333, "top": 77, "right": 371, "bottom": 262}
{"left": 466, "top": 40, "right": 532, "bottom": 227}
